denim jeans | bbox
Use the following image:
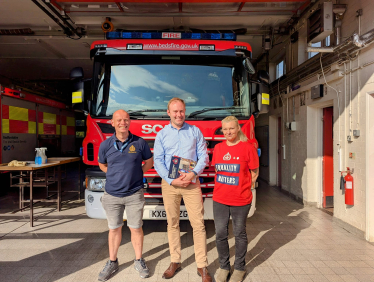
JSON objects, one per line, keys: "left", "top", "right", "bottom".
{"left": 213, "top": 200, "right": 251, "bottom": 271}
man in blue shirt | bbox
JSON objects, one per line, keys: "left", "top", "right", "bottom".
{"left": 97, "top": 109, "right": 153, "bottom": 281}
{"left": 154, "top": 98, "right": 212, "bottom": 282}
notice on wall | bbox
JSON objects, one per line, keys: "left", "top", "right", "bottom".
{"left": 1, "top": 134, "right": 37, "bottom": 163}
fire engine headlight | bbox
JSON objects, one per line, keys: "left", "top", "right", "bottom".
{"left": 87, "top": 177, "right": 106, "bottom": 191}
{"left": 87, "top": 194, "right": 94, "bottom": 203}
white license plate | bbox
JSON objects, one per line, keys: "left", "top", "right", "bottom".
{"left": 149, "top": 210, "right": 188, "bottom": 218}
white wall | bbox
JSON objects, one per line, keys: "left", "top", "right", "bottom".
{"left": 262, "top": 0, "right": 374, "bottom": 236}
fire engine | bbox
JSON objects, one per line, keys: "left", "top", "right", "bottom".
{"left": 0, "top": 86, "right": 76, "bottom": 164}
{"left": 70, "top": 31, "right": 269, "bottom": 220}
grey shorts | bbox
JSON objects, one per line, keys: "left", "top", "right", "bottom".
{"left": 102, "top": 189, "right": 145, "bottom": 229}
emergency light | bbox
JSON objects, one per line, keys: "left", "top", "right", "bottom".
{"left": 106, "top": 31, "right": 236, "bottom": 41}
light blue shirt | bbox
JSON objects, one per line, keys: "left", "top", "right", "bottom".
{"left": 154, "top": 122, "right": 209, "bottom": 185}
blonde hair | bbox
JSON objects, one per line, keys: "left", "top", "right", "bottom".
{"left": 221, "top": 116, "right": 248, "bottom": 142}
{"left": 167, "top": 97, "right": 185, "bottom": 110}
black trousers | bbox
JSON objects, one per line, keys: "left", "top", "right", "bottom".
{"left": 213, "top": 200, "right": 251, "bottom": 271}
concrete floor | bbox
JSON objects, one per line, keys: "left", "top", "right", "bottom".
{"left": 1, "top": 176, "right": 374, "bottom": 282}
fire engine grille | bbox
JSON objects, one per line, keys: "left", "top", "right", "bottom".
{"left": 207, "top": 141, "right": 221, "bottom": 149}
{"left": 146, "top": 140, "right": 219, "bottom": 150}
{"left": 143, "top": 188, "right": 213, "bottom": 206}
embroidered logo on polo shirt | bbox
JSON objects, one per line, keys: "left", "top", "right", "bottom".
{"left": 223, "top": 152, "right": 231, "bottom": 161}
{"left": 128, "top": 145, "right": 136, "bottom": 153}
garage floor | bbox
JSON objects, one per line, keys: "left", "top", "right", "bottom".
{"left": 1, "top": 178, "right": 374, "bottom": 282}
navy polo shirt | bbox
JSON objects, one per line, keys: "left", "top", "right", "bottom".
{"left": 98, "top": 132, "right": 152, "bottom": 197}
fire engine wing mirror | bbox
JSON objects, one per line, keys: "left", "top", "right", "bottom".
{"left": 257, "top": 93, "right": 270, "bottom": 114}
{"left": 70, "top": 67, "right": 87, "bottom": 109}
{"left": 254, "top": 71, "right": 270, "bottom": 115}
{"left": 72, "top": 81, "right": 84, "bottom": 104}
{"left": 257, "top": 70, "right": 269, "bottom": 84}
{"left": 70, "top": 67, "right": 84, "bottom": 79}
{"left": 243, "top": 58, "right": 255, "bottom": 74}
{"left": 252, "top": 81, "right": 270, "bottom": 117}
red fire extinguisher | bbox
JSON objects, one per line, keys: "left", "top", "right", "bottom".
{"left": 345, "top": 167, "right": 354, "bottom": 205}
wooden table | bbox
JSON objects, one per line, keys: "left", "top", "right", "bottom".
{"left": 0, "top": 157, "right": 81, "bottom": 227}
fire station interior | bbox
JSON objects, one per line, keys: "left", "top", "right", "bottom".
{"left": 1, "top": 0, "right": 374, "bottom": 245}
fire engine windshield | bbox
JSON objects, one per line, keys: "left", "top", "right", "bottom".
{"left": 92, "top": 64, "right": 250, "bottom": 119}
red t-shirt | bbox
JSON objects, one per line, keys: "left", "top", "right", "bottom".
{"left": 211, "top": 141, "right": 259, "bottom": 206}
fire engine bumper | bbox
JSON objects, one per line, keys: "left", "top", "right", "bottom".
{"left": 84, "top": 189, "right": 214, "bottom": 220}
{"left": 85, "top": 188, "right": 256, "bottom": 220}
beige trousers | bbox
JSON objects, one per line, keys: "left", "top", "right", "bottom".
{"left": 161, "top": 180, "right": 208, "bottom": 268}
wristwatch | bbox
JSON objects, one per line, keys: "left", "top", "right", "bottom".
{"left": 192, "top": 171, "right": 198, "bottom": 176}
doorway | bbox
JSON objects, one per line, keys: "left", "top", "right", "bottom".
{"left": 277, "top": 117, "right": 282, "bottom": 187}
{"left": 323, "top": 107, "right": 334, "bottom": 209}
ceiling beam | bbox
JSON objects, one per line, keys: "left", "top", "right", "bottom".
{"left": 37, "top": 40, "right": 67, "bottom": 59}
{"left": 50, "top": 0, "right": 63, "bottom": 11}
{"left": 116, "top": 1, "right": 124, "bottom": 11}
{"left": 56, "top": 0, "right": 307, "bottom": 3}
{"left": 237, "top": 2, "right": 245, "bottom": 12}
{"left": 63, "top": 11, "right": 295, "bottom": 16}
{"left": 292, "top": 0, "right": 310, "bottom": 14}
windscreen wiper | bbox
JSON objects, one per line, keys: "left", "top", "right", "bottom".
{"left": 188, "top": 107, "right": 244, "bottom": 118}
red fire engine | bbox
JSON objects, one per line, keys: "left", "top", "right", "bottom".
{"left": 0, "top": 86, "right": 76, "bottom": 164}
{"left": 71, "top": 31, "right": 269, "bottom": 220}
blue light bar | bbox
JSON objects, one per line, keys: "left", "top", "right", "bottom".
{"left": 105, "top": 31, "right": 237, "bottom": 41}
{"left": 106, "top": 32, "right": 121, "bottom": 39}
{"left": 181, "top": 33, "right": 201, "bottom": 39}
{"left": 223, "top": 33, "right": 236, "bottom": 40}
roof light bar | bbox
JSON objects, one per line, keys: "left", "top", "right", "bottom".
{"left": 105, "top": 31, "right": 237, "bottom": 41}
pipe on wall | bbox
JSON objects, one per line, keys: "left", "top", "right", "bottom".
{"left": 31, "top": 0, "right": 72, "bottom": 36}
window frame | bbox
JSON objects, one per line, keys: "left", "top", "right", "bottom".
{"left": 276, "top": 58, "right": 286, "bottom": 79}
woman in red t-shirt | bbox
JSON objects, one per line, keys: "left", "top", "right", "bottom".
{"left": 212, "top": 116, "right": 259, "bottom": 282}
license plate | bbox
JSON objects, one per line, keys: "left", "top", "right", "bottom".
{"left": 149, "top": 210, "right": 188, "bottom": 218}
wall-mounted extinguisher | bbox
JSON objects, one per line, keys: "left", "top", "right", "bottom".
{"left": 345, "top": 167, "right": 354, "bottom": 205}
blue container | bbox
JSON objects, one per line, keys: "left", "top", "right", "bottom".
{"left": 35, "top": 156, "right": 42, "bottom": 165}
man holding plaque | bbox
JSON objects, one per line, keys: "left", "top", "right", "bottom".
{"left": 154, "top": 98, "right": 211, "bottom": 282}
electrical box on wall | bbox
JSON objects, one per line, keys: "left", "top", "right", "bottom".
{"left": 286, "top": 122, "right": 296, "bottom": 131}
{"left": 311, "top": 84, "right": 324, "bottom": 99}
{"left": 307, "top": 2, "right": 333, "bottom": 43}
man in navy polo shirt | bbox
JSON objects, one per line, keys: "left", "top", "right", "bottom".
{"left": 97, "top": 109, "right": 153, "bottom": 281}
